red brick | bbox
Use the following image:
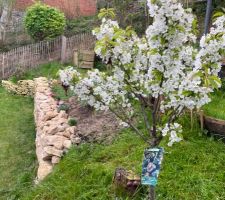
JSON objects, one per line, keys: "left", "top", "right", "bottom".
{"left": 14, "top": 0, "right": 97, "bottom": 18}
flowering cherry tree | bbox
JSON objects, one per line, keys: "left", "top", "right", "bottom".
{"left": 60, "top": 0, "right": 225, "bottom": 149}
{"left": 60, "top": 1, "right": 225, "bottom": 147}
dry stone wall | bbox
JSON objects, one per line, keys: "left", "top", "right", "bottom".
{"left": 34, "top": 77, "right": 81, "bottom": 182}
{"left": 2, "top": 80, "right": 34, "bottom": 96}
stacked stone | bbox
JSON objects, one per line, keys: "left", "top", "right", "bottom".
{"left": 2, "top": 80, "right": 34, "bottom": 96}
{"left": 34, "top": 77, "right": 81, "bottom": 182}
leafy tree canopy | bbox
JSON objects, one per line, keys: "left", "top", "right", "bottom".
{"left": 24, "top": 2, "right": 66, "bottom": 41}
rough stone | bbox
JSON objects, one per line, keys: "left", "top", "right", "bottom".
{"left": 67, "top": 126, "right": 75, "bottom": 135}
{"left": 63, "top": 140, "right": 72, "bottom": 149}
{"left": 44, "top": 146, "right": 63, "bottom": 157}
{"left": 2, "top": 80, "right": 34, "bottom": 96}
{"left": 43, "top": 111, "right": 58, "bottom": 121}
{"left": 71, "top": 137, "right": 81, "bottom": 144}
{"left": 52, "top": 156, "right": 61, "bottom": 164}
{"left": 45, "top": 126, "right": 58, "bottom": 135}
{"left": 37, "top": 161, "right": 53, "bottom": 182}
{"left": 58, "top": 110, "right": 68, "bottom": 119}
{"left": 44, "top": 135, "right": 68, "bottom": 150}
{"left": 62, "top": 130, "right": 71, "bottom": 138}
{"left": 36, "top": 87, "right": 49, "bottom": 93}
{"left": 34, "top": 77, "right": 78, "bottom": 182}
{"left": 42, "top": 151, "right": 52, "bottom": 161}
{"left": 58, "top": 124, "right": 67, "bottom": 132}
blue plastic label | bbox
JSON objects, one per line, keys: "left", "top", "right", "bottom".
{"left": 141, "top": 147, "right": 164, "bottom": 186}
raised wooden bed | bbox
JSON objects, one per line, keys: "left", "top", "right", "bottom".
{"left": 202, "top": 114, "right": 225, "bottom": 138}
{"left": 73, "top": 49, "right": 95, "bottom": 69}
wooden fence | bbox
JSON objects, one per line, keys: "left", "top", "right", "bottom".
{"left": 0, "top": 32, "right": 95, "bottom": 79}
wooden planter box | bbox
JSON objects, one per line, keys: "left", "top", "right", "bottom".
{"left": 73, "top": 50, "right": 95, "bottom": 69}
{"left": 203, "top": 115, "right": 225, "bottom": 137}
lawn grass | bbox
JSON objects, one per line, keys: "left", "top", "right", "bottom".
{"left": 0, "top": 87, "right": 36, "bottom": 200}
{"left": 0, "top": 62, "right": 68, "bottom": 200}
{"left": 9, "top": 62, "right": 66, "bottom": 82}
{"left": 203, "top": 91, "right": 225, "bottom": 120}
{"left": 21, "top": 116, "right": 225, "bottom": 200}
{"left": 0, "top": 62, "right": 86, "bottom": 200}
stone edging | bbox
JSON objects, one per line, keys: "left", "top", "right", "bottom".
{"left": 34, "top": 77, "right": 80, "bottom": 182}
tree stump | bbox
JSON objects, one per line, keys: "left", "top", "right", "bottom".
{"left": 113, "top": 168, "right": 141, "bottom": 194}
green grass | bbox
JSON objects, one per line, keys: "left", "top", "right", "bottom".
{"left": 0, "top": 87, "right": 36, "bottom": 200}
{"left": 10, "top": 62, "right": 66, "bottom": 82}
{"left": 10, "top": 61, "right": 87, "bottom": 101}
{"left": 203, "top": 91, "right": 225, "bottom": 120}
{"left": 0, "top": 62, "right": 87, "bottom": 199}
{"left": 21, "top": 116, "right": 225, "bottom": 200}
{"left": 0, "top": 62, "right": 69, "bottom": 199}
{"left": 1, "top": 62, "right": 225, "bottom": 199}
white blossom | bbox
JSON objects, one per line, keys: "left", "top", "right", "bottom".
{"left": 59, "top": 0, "right": 225, "bottom": 146}
{"left": 59, "top": 67, "right": 80, "bottom": 86}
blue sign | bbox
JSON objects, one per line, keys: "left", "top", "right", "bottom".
{"left": 141, "top": 147, "right": 164, "bottom": 186}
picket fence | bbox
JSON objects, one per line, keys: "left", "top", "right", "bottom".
{"left": 0, "top": 32, "right": 95, "bottom": 79}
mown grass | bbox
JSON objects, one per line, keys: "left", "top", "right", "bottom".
{"left": 0, "top": 62, "right": 67, "bottom": 200}
{"left": 21, "top": 116, "right": 225, "bottom": 200}
{"left": 11, "top": 61, "right": 86, "bottom": 100}
{"left": 9, "top": 62, "right": 66, "bottom": 82}
{"left": 0, "top": 87, "right": 36, "bottom": 200}
{"left": 0, "top": 62, "right": 87, "bottom": 200}
{"left": 203, "top": 91, "right": 225, "bottom": 120}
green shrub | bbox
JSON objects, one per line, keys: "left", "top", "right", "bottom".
{"left": 65, "top": 16, "right": 98, "bottom": 36}
{"left": 94, "top": 59, "right": 107, "bottom": 71}
{"left": 57, "top": 103, "right": 70, "bottom": 113}
{"left": 24, "top": 2, "right": 66, "bottom": 41}
{"left": 68, "top": 118, "right": 77, "bottom": 126}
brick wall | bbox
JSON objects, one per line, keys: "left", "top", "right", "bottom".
{"left": 14, "top": 0, "right": 97, "bottom": 19}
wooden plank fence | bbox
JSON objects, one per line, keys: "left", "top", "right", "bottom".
{"left": 0, "top": 32, "right": 95, "bottom": 79}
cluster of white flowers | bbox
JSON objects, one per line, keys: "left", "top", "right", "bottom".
{"left": 59, "top": 67, "right": 80, "bottom": 86}
{"left": 160, "top": 123, "right": 183, "bottom": 146}
{"left": 195, "top": 15, "right": 225, "bottom": 77}
{"left": 73, "top": 68, "right": 134, "bottom": 118}
{"left": 60, "top": 0, "right": 225, "bottom": 146}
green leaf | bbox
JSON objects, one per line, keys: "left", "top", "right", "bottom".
{"left": 213, "top": 11, "right": 225, "bottom": 21}
{"left": 149, "top": 48, "right": 158, "bottom": 55}
{"left": 208, "top": 75, "right": 221, "bottom": 89}
{"left": 98, "top": 8, "right": 116, "bottom": 19}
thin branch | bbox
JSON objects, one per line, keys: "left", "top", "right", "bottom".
{"left": 109, "top": 106, "right": 150, "bottom": 143}
{"left": 123, "top": 79, "right": 153, "bottom": 136}
{"left": 140, "top": 99, "right": 151, "bottom": 131}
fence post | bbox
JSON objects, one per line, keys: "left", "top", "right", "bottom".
{"left": 61, "top": 35, "right": 67, "bottom": 64}
{"left": 2, "top": 53, "right": 5, "bottom": 79}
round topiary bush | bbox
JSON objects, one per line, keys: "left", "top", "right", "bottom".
{"left": 24, "top": 2, "right": 66, "bottom": 41}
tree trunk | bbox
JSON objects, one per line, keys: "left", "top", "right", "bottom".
{"left": 0, "top": 0, "right": 14, "bottom": 41}
{"left": 148, "top": 186, "right": 155, "bottom": 200}
{"left": 204, "top": 0, "right": 212, "bottom": 35}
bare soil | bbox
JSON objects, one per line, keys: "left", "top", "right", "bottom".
{"left": 67, "top": 97, "right": 121, "bottom": 143}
